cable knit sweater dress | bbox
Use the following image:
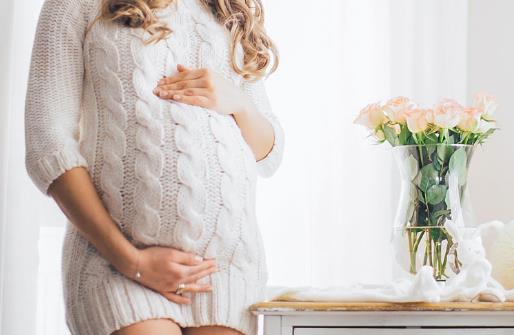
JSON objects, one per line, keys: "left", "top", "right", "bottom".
{"left": 24, "top": 0, "right": 284, "bottom": 334}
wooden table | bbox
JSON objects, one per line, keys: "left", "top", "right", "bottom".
{"left": 250, "top": 301, "right": 514, "bottom": 335}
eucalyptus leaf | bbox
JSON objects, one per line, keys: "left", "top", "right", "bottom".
{"left": 437, "top": 145, "right": 452, "bottom": 164}
{"left": 383, "top": 125, "right": 399, "bottom": 146}
{"left": 427, "top": 145, "right": 436, "bottom": 160}
{"left": 432, "top": 150, "right": 441, "bottom": 170}
{"left": 420, "top": 163, "right": 439, "bottom": 192}
{"left": 426, "top": 184, "right": 447, "bottom": 205}
{"left": 425, "top": 133, "right": 438, "bottom": 145}
{"left": 449, "top": 148, "right": 468, "bottom": 186}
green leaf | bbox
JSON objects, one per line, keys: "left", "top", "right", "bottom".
{"left": 420, "top": 163, "right": 439, "bottom": 192}
{"left": 437, "top": 145, "right": 454, "bottom": 165}
{"left": 449, "top": 148, "right": 468, "bottom": 186}
{"left": 383, "top": 125, "right": 399, "bottom": 146}
{"left": 417, "top": 188, "right": 426, "bottom": 204}
{"left": 399, "top": 124, "right": 409, "bottom": 145}
{"left": 425, "top": 133, "right": 438, "bottom": 145}
{"left": 426, "top": 184, "right": 447, "bottom": 205}
{"left": 432, "top": 150, "right": 441, "bottom": 170}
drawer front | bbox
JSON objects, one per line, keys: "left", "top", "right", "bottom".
{"left": 294, "top": 329, "right": 514, "bottom": 335}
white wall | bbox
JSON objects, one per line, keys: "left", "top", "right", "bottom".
{"left": 467, "top": 0, "right": 514, "bottom": 224}
{"left": 0, "top": 1, "right": 15, "bottom": 332}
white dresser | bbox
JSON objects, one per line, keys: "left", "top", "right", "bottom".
{"left": 250, "top": 301, "right": 514, "bottom": 335}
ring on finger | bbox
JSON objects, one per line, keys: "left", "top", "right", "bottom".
{"left": 175, "top": 282, "right": 187, "bottom": 295}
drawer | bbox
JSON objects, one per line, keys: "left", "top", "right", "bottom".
{"left": 294, "top": 329, "right": 514, "bottom": 335}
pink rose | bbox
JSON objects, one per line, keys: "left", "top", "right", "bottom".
{"left": 406, "top": 108, "right": 429, "bottom": 134}
{"left": 354, "top": 102, "right": 387, "bottom": 130}
{"left": 458, "top": 107, "right": 482, "bottom": 132}
{"left": 473, "top": 93, "right": 498, "bottom": 121}
{"left": 430, "top": 99, "right": 463, "bottom": 129}
{"left": 383, "top": 96, "right": 415, "bottom": 124}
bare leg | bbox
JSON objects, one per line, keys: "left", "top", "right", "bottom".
{"left": 183, "top": 325, "right": 244, "bottom": 335}
{"left": 112, "top": 318, "right": 183, "bottom": 335}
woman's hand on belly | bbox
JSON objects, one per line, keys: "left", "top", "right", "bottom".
{"left": 153, "top": 64, "right": 247, "bottom": 116}
{"left": 134, "top": 246, "right": 218, "bottom": 305}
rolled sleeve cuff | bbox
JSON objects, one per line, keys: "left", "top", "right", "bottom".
{"left": 26, "top": 145, "right": 89, "bottom": 196}
{"left": 256, "top": 114, "right": 285, "bottom": 178}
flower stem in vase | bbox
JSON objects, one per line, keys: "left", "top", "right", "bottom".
{"left": 408, "top": 228, "right": 415, "bottom": 274}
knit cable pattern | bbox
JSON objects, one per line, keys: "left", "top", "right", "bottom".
{"left": 94, "top": 22, "right": 127, "bottom": 223}
{"left": 130, "top": 27, "right": 165, "bottom": 243}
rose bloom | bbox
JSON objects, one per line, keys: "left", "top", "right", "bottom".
{"left": 406, "top": 108, "right": 429, "bottom": 134}
{"left": 430, "top": 99, "right": 463, "bottom": 129}
{"left": 354, "top": 102, "right": 387, "bottom": 130}
{"left": 473, "top": 93, "right": 498, "bottom": 121}
{"left": 383, "top": 96, "right": 414, "bottom": 124}
{"left": 458, "top": 107, "right": 482, "bottom": 132}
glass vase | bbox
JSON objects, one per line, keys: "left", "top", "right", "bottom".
{"left": 392, "top": 144, "right": 475, "bottom": 281}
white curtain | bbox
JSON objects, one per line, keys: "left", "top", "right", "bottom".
{"left": 0, "top": 0, "right": 469, "bottom": 334}
{"left": 260, "top": 0, "right": 469, "bottom": 288}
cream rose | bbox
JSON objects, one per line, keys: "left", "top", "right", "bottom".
{"left": 354, "top": 102, "right": 387, "bottom": 130}
{"left": 406, "top": 108, "right": 429, "bottom": 134}
{"left": 431, "top": 99, "right": 463, "bottom": 129}
{"left": 383, "top": 96, "right": 414, "bottom": 124}
{"left": 473, "top": 93, "right": 498, "bottom": 121}
{"left": 457, "top": 107, "right": 482, "bottom": 132}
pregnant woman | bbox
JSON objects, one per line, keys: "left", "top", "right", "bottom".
{"left": 24, "top": 0, "right": 284, "bottom": 334}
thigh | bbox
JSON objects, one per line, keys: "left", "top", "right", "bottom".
{"left": 112, "top": 318, "right": 183, "bottom": 335}
{"left": 183, "top": 325, "right": 243, "bottom": 335}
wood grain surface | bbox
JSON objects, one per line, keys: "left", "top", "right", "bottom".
{"left": 250, "top": 301, "right": 514, "bottom": 312}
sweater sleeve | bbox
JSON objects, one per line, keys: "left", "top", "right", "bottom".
{"left": 24, "top": 0, "right": 89, "bottom": 196}
{"left": 240, "top": 78, "right": 285, "bottom": 178}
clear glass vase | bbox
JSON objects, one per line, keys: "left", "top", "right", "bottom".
{"left": 392, "top": 144, "right": 475, "bottom": 281}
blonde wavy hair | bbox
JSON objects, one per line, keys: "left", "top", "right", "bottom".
{"left": 88, "top": 0, "right": 279, "bottom": 80}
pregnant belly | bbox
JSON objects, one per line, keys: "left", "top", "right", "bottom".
{"left": 127, "top": 102, "right": 258, "bottom": 264}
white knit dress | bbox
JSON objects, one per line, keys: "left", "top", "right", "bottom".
{"left": 23, "top": 0, "right": 284, "bottom": 334}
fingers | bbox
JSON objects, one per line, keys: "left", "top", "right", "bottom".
{"left": 159, "top": 282, "right": 213, "bottom": 305}
{"left": 183, "top": 263, "right": 219, "bottom": 283}
{"left": 156, "top": 78, "right": 211, "bottom": 92}
{"left": 168, "top": 248, "right": 210, "bottom": 266}
{"left": 154, "top": 86, "right": 212, "bottom": 100}
{"left": 179, "top": 283, "right": 213, "bottom": 293}
{"left": 178, "top": 258, "right": 217, "bottom": 278}
{"left": 158, "top": 66, "right": 207, "bottom": 86}
{"left": 172, "top": 94, "right": 212, "bottom": 108}
{"left": 160, "top": 291, "right": 192, "bottom": 304}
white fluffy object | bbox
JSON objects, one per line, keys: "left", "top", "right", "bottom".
{"left": 481, "top": 220, "right": 514, "bottom": 290}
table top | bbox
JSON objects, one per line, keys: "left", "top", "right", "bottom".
{"left": 250, "top": 301, "right": 514, "bottom": 313}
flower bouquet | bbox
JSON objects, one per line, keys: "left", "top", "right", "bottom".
{"left": 354, "top": 94, "right": 498, "bottom": 280}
